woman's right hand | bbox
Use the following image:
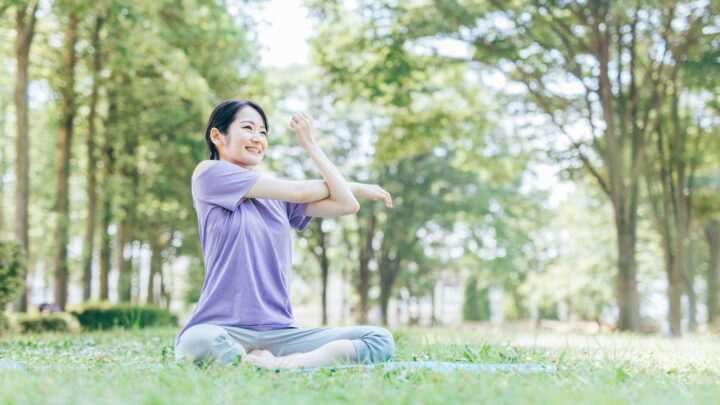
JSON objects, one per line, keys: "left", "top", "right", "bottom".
{"left": 289, "top": 112, "right": 317, "bottom": 150}
{"left": 349, "top": 182, "right": 393, "bottom": 208}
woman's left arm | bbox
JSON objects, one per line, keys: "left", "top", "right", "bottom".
{"left": 300, "top": 180, "right": 393, "bottom": 217}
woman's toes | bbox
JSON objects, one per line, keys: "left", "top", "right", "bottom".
{"left": 241, "top": 352, "right": 278, "bottom": 369}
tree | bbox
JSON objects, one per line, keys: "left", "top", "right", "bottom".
{"left": 374, "top": 151, "right": 487, "bottom": 324}
{"left": 81, "top": 11, "right": 105, "bottom": 301}
{"left": 12, "top": 0, "right": 38, "bottom": 312}
{"left": 706, "top": 219, "right": 720, "bottom": 330}
{"left": 307, "top": 219, "right": 331, "bottom": 325}
{"left": 306, "top": 2, "right": 539, "bottom": 325}
{"left": 0, "top": 240, "right": 25, "bottom": 310}
{"left": 373, "top": 0, "right": 716, "bottom": 332}
{"left": 693, "top": 157, "right": 720, "bottom": 330}
{"left": 52, "top": 7, "right": 79, "bottom": 310}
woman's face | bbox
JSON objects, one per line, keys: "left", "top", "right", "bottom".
{"left": 212, "top": 106, "right": 268, "bottom": 169}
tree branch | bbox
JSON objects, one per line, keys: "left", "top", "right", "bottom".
{"left": 517, "top": 69, "right": 612, "bottom": 197}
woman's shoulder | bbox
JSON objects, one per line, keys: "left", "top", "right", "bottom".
{"left": 192, "top": 160, "right": 220, "bottom": 182}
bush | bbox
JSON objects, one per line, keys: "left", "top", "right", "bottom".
{"left": 17, "top": 313, "right": 80, "bottom": 333}
{"left": 463, "top": 276, "right": 491, "bottom": 321}
{"left": 0, "top": 240, "right": 26, "bottom": 308}
{"left": 0, "top": 312, "right": 12, "bottom": 336}
{"left": 71, "top": 303, "right": 177, "bottom": 330}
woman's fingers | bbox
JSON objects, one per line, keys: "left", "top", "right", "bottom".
{"left": 368, "top": 186, "right": 392, "bottom": 208}
{"left": 290, "top": 113, "right": 313, "bottom": 133}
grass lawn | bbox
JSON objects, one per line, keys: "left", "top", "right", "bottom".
{"left": 1, "top": 325, "right": 718, "bottom": 404}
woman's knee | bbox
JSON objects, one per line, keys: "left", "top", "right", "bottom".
{"left": 360, "top": 326, "right": 396, "bottom": 362}
{"left": 175, "top": 324, "right": 245, "bottom": 365}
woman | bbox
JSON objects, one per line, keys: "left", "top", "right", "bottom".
{"left": 175, "top": 99, "right": 396, "bottom": 370}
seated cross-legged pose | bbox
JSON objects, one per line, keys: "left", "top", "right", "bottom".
{"left": 175, "top": 99, "right": 396, "bottom": 370}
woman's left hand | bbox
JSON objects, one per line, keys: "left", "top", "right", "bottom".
{"left": 349, "top": 182, "right": 393, "bottom": 208}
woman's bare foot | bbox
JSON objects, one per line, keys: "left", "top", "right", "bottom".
{"left": 273, "top": 353, "right": 298, "bottom": 370}
{"left": 241, "top": 349, "right": 279, "bottom": 369}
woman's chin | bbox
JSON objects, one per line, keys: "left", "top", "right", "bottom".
{"left": 227, "top": 156, "right": 262, "bottom": 168}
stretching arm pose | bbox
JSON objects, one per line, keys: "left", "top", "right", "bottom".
{"left": 194, "top": 110, "right": 392, "bottom": 216}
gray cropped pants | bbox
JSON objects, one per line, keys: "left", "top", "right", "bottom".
{"left": 174, "top": 323, "right": 396, "bottom": 367}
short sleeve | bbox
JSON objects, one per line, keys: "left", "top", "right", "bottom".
{"left": 192, "top": 161, "right": 261, "bottom": 211}
{"left": 286, "top": 201, "right": 313, "bottom": 231}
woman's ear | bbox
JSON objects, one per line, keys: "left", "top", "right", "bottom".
{"left": 210, "top": 127, "right": 222, "bottom": 145}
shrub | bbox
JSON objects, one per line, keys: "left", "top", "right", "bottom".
{"left": 71, "top": 302, "right": 178, "bottom": 330}
{"left": 0, "top": 239, "right": 26, "bottom": 309}
{"left": 17, "top": 313, "right": 80, "bottom": 333}
{"left": 463, "top": 276, "right": 491, "bottom": 321}
{"left": 0, "top": 312, "right": 12, "bottom": 336}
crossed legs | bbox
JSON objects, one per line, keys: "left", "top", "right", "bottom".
{"left": 175, "top": 324, "right": 396, "bottom": 369}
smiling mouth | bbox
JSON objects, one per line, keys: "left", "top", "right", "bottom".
{"left": 245, "top": 146, "right": 262, "bottom": 155}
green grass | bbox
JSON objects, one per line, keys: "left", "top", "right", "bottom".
{"left": 1, "top": 326, "right": 719, "bottom": 404}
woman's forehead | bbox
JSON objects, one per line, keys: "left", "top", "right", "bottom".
{"left": 235, "top": 107, "right": 265, "bottom": 128}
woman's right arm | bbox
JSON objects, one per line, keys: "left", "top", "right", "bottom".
{"left": 193, "top": 160, "right": 330, "bottom": 203}
{"left": 245, "top": 177, "right": 330, "bottom": 203}
{"left": 193, "top": 161, "right": 390, "bottom": 207}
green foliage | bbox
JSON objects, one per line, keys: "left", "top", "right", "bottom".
{"left": 520, "top": 185, "right": 616, "bottom": 322}
{"left": 0, "top": 239, "right": 25, "bottom": 308}
{"left": 462, "top": 276, "right": 490, "bottom": 321}
{"left": 71, "top": 303, "right": 177, "bottom": 330}
{"left": 0, "top": 312, "right": 11, "bottom": 335}
{"left": 16, "top": 313, "right": 80, "bottom": 333}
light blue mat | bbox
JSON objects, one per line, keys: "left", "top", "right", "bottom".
{"left": 292, "top": 361, "right": 556, "bottom": 374}
{"left": 0, "top": 359, "right": 556, "bottom": 374}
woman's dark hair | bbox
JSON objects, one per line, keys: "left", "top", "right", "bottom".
{"left": 204, "top": 99, "right": 269, "bottom": 160}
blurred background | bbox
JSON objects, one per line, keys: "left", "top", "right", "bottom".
{"left": 0, "top": 0, "right": 718, "bottom": 337}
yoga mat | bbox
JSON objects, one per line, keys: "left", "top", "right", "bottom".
{"left": 292, "top": 361, "right": 557, "bottom": 374}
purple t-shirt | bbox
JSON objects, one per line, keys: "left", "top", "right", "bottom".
{"left": 176, "top": 160, "right": 313, "bottom": 344}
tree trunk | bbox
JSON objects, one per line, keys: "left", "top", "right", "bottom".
{"left": 320, "top": 227, "right": 329, "bottom": 326}
{"left": 511, "top": 288, "right": 525, "bottom": 319}
{"left": 147, "top": 231, "right": 162, "bottom": 305}
{"left": 684, "top": 241, "right": 697, "bottom": 333}
{"left": 378, "top": 249, "right": 399, "bottom": 326}
{"left": 668, "top": 257, "right": 683, "bottom": 336}
{"left": 131, "top": 240, "right": 141, "bottom": 304}
{"left": 98, "top": 91, "right": 117, "bottom": 301}
{"left": 309, "top": 219, "right": 330, "bottom": 325}
{"left": 159, "top": 262, "right": 170, "bottom": 310}
{"left": 645, "top": 72, "right": 697, "bottom": 336}
{"left": 81, "top": 15, "right": 104, "bottom": 302}
{"left": 615, "top": 208, "right": 640, "bottom": 331}
{"left": 53, "top": 13, "right": 78, "bottom": 310}
{"left": 117, "top": 216, "right": 131, "bottom": 302}
{"left": 430, "top": 286, "right": 436, "bottom": 326}
{"left": 357, "top": 208, "right": 376, "bottom": 323}
{"left": 117, "top": 105, "right": 138, "bottom": 302}
{"left": 706, "top": 221, "right": 720, "bottom": 330}
{"left": 98, "top": 191, "right": 112, "bottom": 301}
{"left": 13, "top": 1, "right": 38, "bottom": 313}
{"left": 585, "top": 6, "right": 644, "bottom": 331}
{"left": 0, "top": 102, "right": 7, "bottom": 235}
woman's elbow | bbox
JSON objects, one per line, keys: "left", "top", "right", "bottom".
{"left": 294, "top": 187, "right": 313, "bottom": 203}
{"left": 344, "top": 200, "right": 361, "bottom": 215}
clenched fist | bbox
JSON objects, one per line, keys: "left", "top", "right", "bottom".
{"left": 289, "top": 112, "right": 317, "bottom": 150}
